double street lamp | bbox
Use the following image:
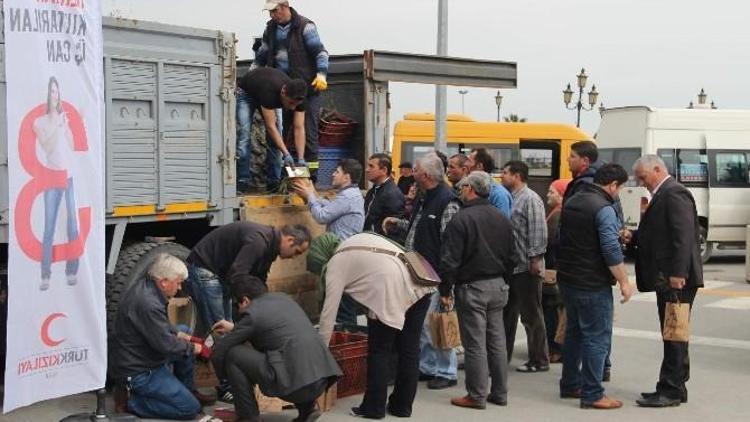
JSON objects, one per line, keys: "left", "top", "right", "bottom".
{"left": 563, "top": 68, "right": 600, "bottom": 127}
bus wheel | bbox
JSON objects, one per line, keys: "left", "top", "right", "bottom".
{"left": 106, "top": 241, "right": 197, "bottom": 337}
{"left": 699, "top": 226, "right": 713, "bottom": 264}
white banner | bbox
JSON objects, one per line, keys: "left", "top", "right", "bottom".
{"left": 3, "top": 0, "right": 105, "bottom": 413}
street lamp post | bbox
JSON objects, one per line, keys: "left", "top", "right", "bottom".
{"left": 563, "top": 68, "right": 600, "bottom": 128}
{"left": 458, "top": 89, "right": 468, "bottom": 114}
{"left": 494, "top": 90, "right": 503, "bottom": 122}
{"left": 688, "top": 88, "right": 717, "bottom": 109}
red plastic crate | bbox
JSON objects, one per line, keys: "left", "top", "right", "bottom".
{"left": 329, "top": 331, "right": 368, "bottom": 398}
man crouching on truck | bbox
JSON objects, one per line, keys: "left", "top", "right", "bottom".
{"left": 212, "top": 274, "right": 341, "bottom": 422}
{"left": 109, "top": 253, "right": 215, "bottom": 419}
{"left": 236, "top": 67, "right": 308, "bottom": 194}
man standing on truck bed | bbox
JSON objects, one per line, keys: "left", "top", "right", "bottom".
{"left": 252, "top": 0, "right": 329, "bottom": 187}
{"left": 236, "top": 68, "right": 308, "bottom": 194}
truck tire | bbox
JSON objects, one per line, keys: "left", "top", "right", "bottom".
{"left": 699, "top": 226, "right": 713, "bottom": 264}
{"left": 106, "top": 241, "right": 195, "bottom": 336}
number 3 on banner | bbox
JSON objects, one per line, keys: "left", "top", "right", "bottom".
{"left": 14, "top": 102, "right": 92, "bottom": 262}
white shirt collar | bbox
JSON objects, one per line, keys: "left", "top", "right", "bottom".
{"left": 650, "top": 175, "right": 671, "bottom": 195}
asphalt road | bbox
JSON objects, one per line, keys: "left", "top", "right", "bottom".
{"left": 3, "top": 252, "right": 749, "bottom": 422}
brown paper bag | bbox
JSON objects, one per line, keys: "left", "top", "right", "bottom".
{"left": 662, "top": 301, "right": 690, "bottom": 342}
{"left": 430, "top": 310, "right": 461, "bottom": 349}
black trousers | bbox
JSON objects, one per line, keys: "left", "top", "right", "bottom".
{"left": 224, "top": 345, "right": 327, "bottom": 421}
{"left": 358, "top": 294, "right": 431, "bottom": 418}
{"left": 655, "top": 287, "right": 697, "bottom": 400}
{"left": 503, "top": 272, "right": 549, "bottom": 366}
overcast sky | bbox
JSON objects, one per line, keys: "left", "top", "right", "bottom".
{"left": 102, "top": 0, "right": 749, "bottom": 135}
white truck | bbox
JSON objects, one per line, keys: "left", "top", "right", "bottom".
{"left": 595, "top": 106, "right": 750, "bottom": 262}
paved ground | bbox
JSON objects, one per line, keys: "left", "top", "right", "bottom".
{"left": 2, "top": 251, "right": 749, "bottom": 422}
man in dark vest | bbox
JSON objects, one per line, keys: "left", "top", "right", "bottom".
{"left": 383, "top": 152, "right": 461, "bottom": 390}
{"left": 557, "top": 163, "right": 634, "bottom": 410}
{"left": 253, "top": 0, "right": 329, "bottom": 187}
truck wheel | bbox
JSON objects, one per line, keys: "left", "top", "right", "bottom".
{"left": 106, "top": 241, "right": 195, "bottom": 336}
{"left": 699, "top": 226, "right": 713, "bottom": 264}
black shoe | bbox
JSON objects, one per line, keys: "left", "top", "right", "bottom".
{"left": 487, "top": 396, "right": 508, "bottom": 406}
{"left": 427, "top": 377, "right": 457, "bottom": 390}
{"left": 636, "top": 394, "right": 681, "bottom": 407}
{"left": 418, "top": 372, "right": 435, "bottom": 381}
{"left": 641, "top": 391, "right": 687, "bottom": 403}
{"left": 602, "top": 368, "right": 611, "bottom": 382}
{"left": 386, "top": 404, "right": 411, "bottom": 417}
{"left": 293, "top": 409, "right": 322, "bottom": 422}
{"left": 350, "top": 406, "right": 384, "bottom": 419}
{"left": 216, "top": 386, "right": 234, "bottom": 404}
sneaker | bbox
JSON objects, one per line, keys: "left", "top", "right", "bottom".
{"left": 216, "top": 386, "right": 233, "bottom": 404}
{"left": 40, "top": 277, "right": 50, "bottom": 291}
{"left": 66, "top": 274, "right": 77, "bottom": 286}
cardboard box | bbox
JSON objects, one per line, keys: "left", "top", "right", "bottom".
{"left": 167, "top": 297, "right": 193, "bottom": 327}
{"left": 194, "top": 360, "right": 219, "bottom": 389}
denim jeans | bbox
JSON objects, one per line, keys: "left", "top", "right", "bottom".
{"left": 266, "top": 109, "right": 283, "bottom": 188}
{"left": 418, "top": 292, "right": 457, "bottom": 380}
{"left": 236, "top": 90, "right": 254, "bottom": 185}
{"left": 559, "top": 284, "right": 613, "bottom": 404}
{"left": 41, "top": 177, "right": 79, "bottom": 279}
{"left": 187, "top": 264, "right": 231, "bottom": 328}
{"left": 127, "top": 358, "right": 200, "bottom": 420}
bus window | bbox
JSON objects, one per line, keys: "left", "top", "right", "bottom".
{"left": 676, "top": 149, "right": 708, "bottom": 186}
{"left": 464, "top": 144, "right": 517, "bottom": 174}
{"left": 401, "top": 141, "right": 459, "bottom": 163}
{"left": 521, "top": 148, "right": 554, "bottom": 177}
{"left": 599, "top": 147, "right": 642, "bottom": 185}
{"left": 712, "top": 151, "right": 750, "bottom": 186}
{"left": 657, "top": 149, "right": 676, "bottom": 176}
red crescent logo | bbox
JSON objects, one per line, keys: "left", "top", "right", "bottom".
{"left": 41, "top": 313, "right": 67, "bottom": 347}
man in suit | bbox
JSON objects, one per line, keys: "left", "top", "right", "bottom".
{"left": 622, "top": 154, "right": 703, "bottom": 408}
{"left": 211, "top": 275, "right": 341, "bottom": 422}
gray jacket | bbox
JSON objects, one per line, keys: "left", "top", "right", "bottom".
{"left": 212, "top": 293, "right": 342, "bottom": 397}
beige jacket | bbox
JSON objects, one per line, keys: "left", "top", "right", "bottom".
{"left": 319, "top": 233, "right": 436, "bottom": 345}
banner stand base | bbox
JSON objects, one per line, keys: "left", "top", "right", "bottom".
{"left": 59, "top": 389, "right": 139, "bottom": 422}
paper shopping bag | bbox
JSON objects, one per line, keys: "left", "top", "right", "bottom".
{"left": 662, "top": 301, "right": 690, "bottom": 342}
{"left": 430, "top": 310, "right": 461, "bottom": 349}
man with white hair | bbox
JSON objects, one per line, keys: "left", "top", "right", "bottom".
{"left": 622, "top": 154, "right": 703, "bottom": 408}
{"left": 383, "top": 152, "right": 461, "bottom": 390}
{"left": 439, "top": 171, "right": 515, "bottom": 409}
{"left": 109, "top": 253, "right": 215, "bottom": 419}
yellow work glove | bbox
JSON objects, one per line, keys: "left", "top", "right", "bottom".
{"left": 311, "top": 73, "right": 328, "bottom": 91}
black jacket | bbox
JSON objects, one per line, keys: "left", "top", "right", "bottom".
{"left": 364, "top": 178, "right": 404, "bottom": 237}
{"left": 212, "top": 293, "right": 341, "bottom": 397}
{"left": 634, "top": 177, "right": 704, "bottom": 292}
{"left": 439, "top": 198, "right": 515, "bottom": 296}
{"left": 109, "top": 277, "right": 193, "bottom": 381}
{"left": 262, "top": 8, "right": 325, "bottom": 87}
{"left": 188, "top": 222, "right": 280, "bottom": 285}
{"left": 557, "top": 184, "right": 616, "bottom": 290}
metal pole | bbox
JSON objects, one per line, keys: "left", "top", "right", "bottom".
{"left": 576, "top": 85, "right": 583, "bottom": 128}
{"left": 497, "top": 104, "right": 501, "bottom": 122}
{"left": 434, "top": 0, "right": 448, "bottom": 153}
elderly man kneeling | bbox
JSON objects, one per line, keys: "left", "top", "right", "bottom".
{"left": 308, "top": 232, "right": 435, "bottom": 419}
